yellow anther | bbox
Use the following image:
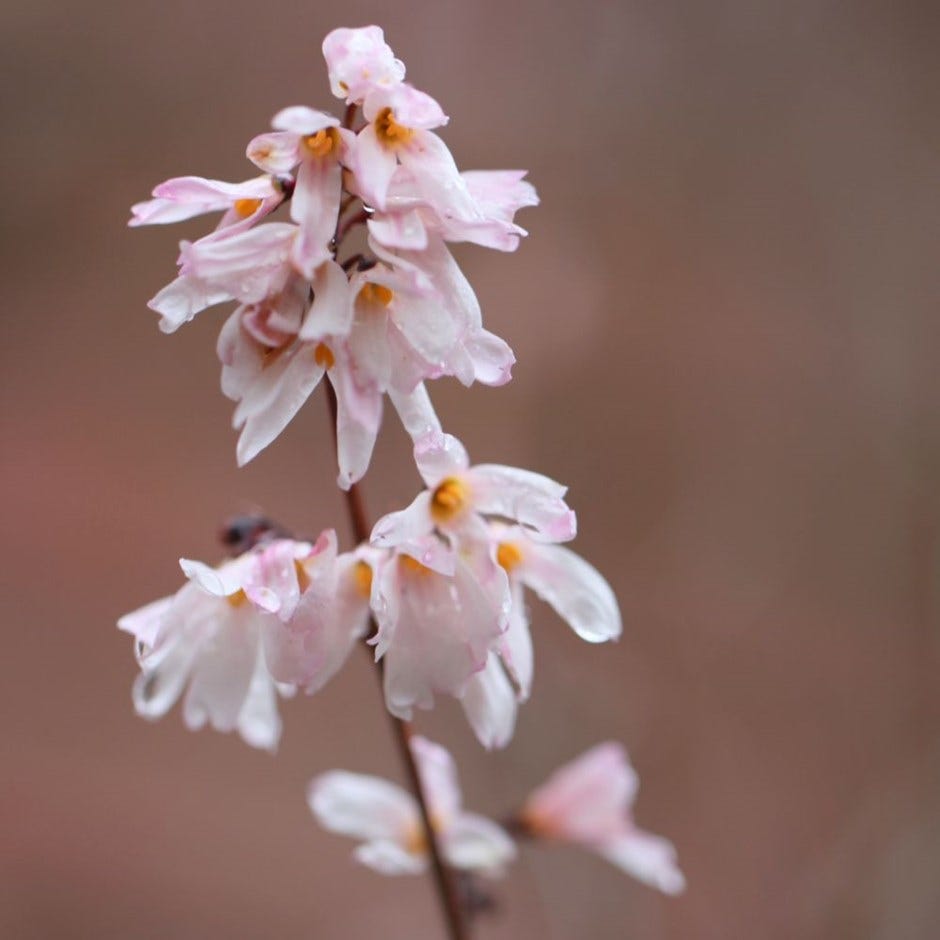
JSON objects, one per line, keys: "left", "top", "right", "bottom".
{"left": 399, "top": 554, "right": 433, "bottom": 576}
{"left": 295, "top": 560, "right": 312, "bottom": 594}
{"left": 357, "top": 282, "right": 394, "bottom": 307}
{"left": 314, "top": 343, "right": 335, "bottom": 369}
{"left": 352, "top": 560, "right": 373, "bottom": 598}
{"left": 431, "top": 477, "right": 468, "bottom": 523}
{"left": 227, "top": 589, "right": 248, "bottom": 608}
{"left": 302, "top": 127, "right": 341, "bottom": 158}
{"left": 374, "top": 107, "right": 413, "bottom": 148}
{"left": 496, "top": 541, "right": 524, "bottom": 572}
{"left": 234, "top": 198, "right": 262, "bottom": 217}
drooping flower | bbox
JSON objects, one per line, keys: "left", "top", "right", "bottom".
{"left": 308, "top": 736, "right": 515, "bottom": 875}
{"left": 117, "top": 532, "right": 362, "bottom": 750}
{"left": 371, "top": 431, "right": 576, "bottom": 575}
{"left": 369, "top": 537, "right": 510, "bottom": 720}
{"left": 322, "top": 26, "right": 406, "bottom": 105}
{"left": 520, "top": 743, "right": 685, "bottom": 894}
{"left": 368, "top": 168, "right": 538, "bottom": 253}
{"left": 246, "top": 107, "right": 355, "bottom": 278}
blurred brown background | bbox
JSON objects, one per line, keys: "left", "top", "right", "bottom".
{"left": 1, "top": 1, "right": 938, "bottom": 937}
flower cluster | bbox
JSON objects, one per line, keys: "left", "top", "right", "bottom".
{"left": 121, "top": 24, "right": 683, "bottom": 907}
{"left": 132, "top": 25, "right": 534, "bottom": 487}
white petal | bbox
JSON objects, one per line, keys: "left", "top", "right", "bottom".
{"left": 388, "top": 383, "right": 441, "bottom": 440}
{"left": 300, "top": 259, "right": 353, "bottom": 339}
{"left": 519, "top": 543, "right": 622, "bottom": 643}
{"left": 308, "top": 770, "right": 418, "bottom": 843}
{"left": 413, "top": 430, "right": 470, "bottom": 487}
{"left": 498, "top": 579, "right": 533, "bottom": 700}
{"left": 444, "top": 813, "right": 516, "bottom": 873}
{"left": 290, "top": 158, "right": 342, "bottom": 279}
{"left": 272, "top": 105, "right": 339, "bottom": 135}
{"left": 148, "top": 274, "right": 231, "bottom": 333}
{"left": 132, "top": 631, "right": 197, "bottom": 720}
{"left": 460, "top": 655, "right": 517, "bottom": 749}
{"left": 118, "top": 595, "right": 173, "bottom": 647}
{"left": 598, "top": 831, "right": 686, "bottom": 895}
{"left": 370, "top": 491, "right": 434, "bottom": 549}
{"left": 467, "top": 465, "right": 576, "bottom": 542}
{"left": 354, "top": 841, "right": 427, "bottom": 876}
{"left": 331, "top": 365, "right": 383, "bottom": 489}
{"left": 235, "top": 642, "right": 282, "bottom": 751}
{"left": 351, "top": 124, "right": 397, "bottom": 209}
{"left": 411, "top": 736, "right": 462, "bottom": 821}
{"left": 464, "top": 328, "right": 515, "bottom": 386}
{"left": 246, "top": 131, "right": 301, "bottom": 174}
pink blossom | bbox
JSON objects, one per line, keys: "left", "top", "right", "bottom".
{"left": 370, "top": 431, "right": 576, "bottom": 576}
{"left": 246, "top": 107, "right": 355, "bottom": 277}
{"left": 349, "top": 83, "right": 475, "bottom": 218}
{"left": 308, "top": 736, "right": 515, "bottom": 875}
{"left": 117, "top": 533, "right": 362, "bottom": 750}
{"left": 322, "top": 26, "right": 405, "bottom": 105}
{"left": 521, "top": 743, "right": 685, "bottom": 894}
{"left": 368, "top": 168, "right": 539, "bottom": 253}
{"left": 369, "top": 538, "right": 510, "bottom": 719}
{"left": 130, "top": 174, "right": 282, "bottom": 236}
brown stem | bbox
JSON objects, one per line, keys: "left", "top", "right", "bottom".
{"left": 324, "top": 382, "right": 470, "bottom": 940}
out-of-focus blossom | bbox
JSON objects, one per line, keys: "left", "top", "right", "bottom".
{"left": 308, "top": 736, "right": 515, "bottom": 875}
{"left": 371, "top": 431, "right": 576, "bottom": 575}
{"left": 520, "top": 743, "right": 685, "bottom": 895}
{"left": 369, "top": 538, "right": 510, "bottom": 720}
{"left": 117, "top": 532, "right": 363, "bottom": 750}
{"left": 322, "top": 26, "right": 405, "bottom": 105}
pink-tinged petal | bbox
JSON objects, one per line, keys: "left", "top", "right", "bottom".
{"left": 524, "top": 743, "right": 638, "bottom": 842}
{"left": 460, "top": 655, "right": 517, "bottom": 750}
{"left": 467, "top": 465, "right": 576, "bottom": 542}
{"left": 443, "top": 813, "right": 516, "bottom": 873}
{"left": 308, "top": 770, "right": 418, "bottom": 843}
{"left": 411, "top": 736, "right": 462, "bottom": 821}
{"left": 235, "top": 344, "right": 327, "bottom": 465}
{"left": 399, "top": 131, "right": 476, "bottom": 221}
{"left": 290, "top": 158, "right": 343, "bottom": 278}
{"left": 498, "top": 578, "right": 533, "bottom": 700}
{"left": 153, "top": 174, "right": 276, "bottom": 202}
{"left": 354, "top": 841, "right": 427, "bottom": 876}
{"left": 184, "top": 223, "right": 296, "bottom": 304}
{"left": 598, "top": 831, "right": 686, "bottom": 895}
{"left": 365, "top": 84, "right": 447, "bottom": 129}
{"left": 246, "top": 131, "right": 301, "bottom": 174}
{"left": 272, "top": 105, "right": 339, "bottom": 135}
{"left": 300, "top": 259, "right": 352, "bottom": 340}
{"left": 330, "top": 363, "right": 383, "bottom": 489}
{"left": 350, "top": 124, "right": 398, "bottom": 209}
{"left": 234, "top": 644, "right": 282, "bottom": 752}
{"left": 518, "top": 542, "right": 622, "bottom": 643}
{"left": 413, "top": 431, "right": 470, "bottom": 488}
{"left": 322, "top": 26, "right": 405, "bottom": 103}
{"left": 148, "top": 273, "right": 232, "bottom": 333}
{"left": 464, "top": 328, "right": 515, "bottom": 386}
{"left": 367, "top": 208, "right": 429, "bottom": 250}
{"left": 130, "top": 198, "right": 212, "bottom": 227}
{"left": 243, "top": 538, "right": 314, "bottom": 621}
{"left": 117, "top": 595, "right": 173, "bottom": 647}
{"left": 388, "top": 383, "right": 442, "bottom": 441}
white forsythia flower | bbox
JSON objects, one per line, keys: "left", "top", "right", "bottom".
{"left": 308, "top": 736, "right": 515, "bottom": 876}
{"left": 117, "top": 532, "right": 368, "bottom": 750}
{"left": 520, "top": 743, "right": 685, "bottom": 894}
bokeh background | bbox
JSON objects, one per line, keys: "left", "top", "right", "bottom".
{"left": 2, "top": 1, "right": 938, "bottom": 937}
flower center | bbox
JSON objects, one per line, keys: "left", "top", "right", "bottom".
{"left": 352, "top": 560, "right": 372, "bottom": 597}
{"left": 357, "top": 282, "right": 394, "bottom": 307}
{"left": 430, "top": 477, "right": 468, "bottom": 523}
{"left": 302, "top": 127, "right": 341, "bottom": 159}
{"left": 314, "top": 343, "right": 335, "bottom": 369}
{"left": 295, "top": 560, "right": 312, "bottom": 593}
{"left": 496, "top": 541, "right": 524, "bottom": 572}
{"left": 227, "top": 589, "right": 248, "bottom": 608}
{"left": 374, "top": 107, "right": 413, "bottom": 148}
{"left": 234, "top": 198, "right": 262, "bottom": 217}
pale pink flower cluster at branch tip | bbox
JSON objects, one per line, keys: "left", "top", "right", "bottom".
{"left": 121, "top": 24, "right": 684, "bottom": 903}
